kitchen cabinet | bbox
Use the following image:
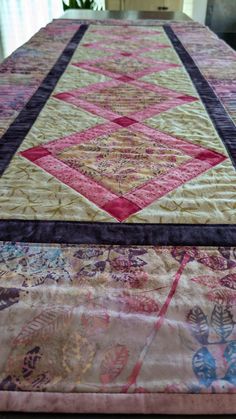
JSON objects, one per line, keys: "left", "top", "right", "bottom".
{"left": 105, "top": 0, "right": 183, "bottom": 11}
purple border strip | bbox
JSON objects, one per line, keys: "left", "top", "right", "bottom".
{"left": 0, "top": 220, "right": 234, "bottom": 246}
{"left": 164, "top": 24, "right": 236, "bottom": 168}
{"left": 0, "top": 24, "right": 88, "bottom": 176}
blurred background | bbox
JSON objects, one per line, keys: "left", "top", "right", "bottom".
{"left": 0, "top": 0, "right": 235, "bottom": 62}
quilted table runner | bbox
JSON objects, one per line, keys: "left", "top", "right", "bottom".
{"left": 1, "top": 17, "right": 236, "bottom": 414}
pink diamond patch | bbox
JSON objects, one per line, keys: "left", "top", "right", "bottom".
{"left": 20, "top": 123, "right": 226, "bottom": 222}
{"left": 118, "top": 76, "right": 135, "bottom": 82}
{"left": 113, "top": 117, "right": 137, "bottom": 127}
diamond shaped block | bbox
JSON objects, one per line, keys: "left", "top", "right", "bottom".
{"left": 117, "top": 76, "right": 135, "bottom": 82}
{"left": 81, "top": 39, "right": 170, "bottom": 55}
{"left": 20, "top": 123, "right": 226, "bottom": 222}
{"left": 54, "top": 77, "right": 198, "bottom": 124}
{"left": 102, "top": 197, "right": 140, "bottom": 222}
{"left": 55, "top": 81, "right": 175, "bottom": 122}
{"left": 113, "top": 117, "right": 138, "bottom": 127}
{"left": 72, "top": 49, "right": 179, "bottom": 81}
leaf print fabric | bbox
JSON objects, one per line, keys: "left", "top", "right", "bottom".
{"left": 1, "top": 243, "right": 236, "bottom": 398}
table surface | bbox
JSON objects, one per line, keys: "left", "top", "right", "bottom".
{"left": 62, "top": 9, "right": 191, "bottom": 21}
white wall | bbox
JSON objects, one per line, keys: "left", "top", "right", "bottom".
{"left": 96, "top": 0, "right": 105, "bottom": 8}
{"left": 0, "top": 0, "right": 107, "bottom": 61}
{"left": 192, "top": 0, "right": 207, "bottom": 23}
{"left": 183, "top": 0, "right": 193, "bottom": 18}
{"left": 0, "top": 0, "right": 64, "bottom": 59}
{"left": 183, "top": 0, "right": 207, "bottom": 24}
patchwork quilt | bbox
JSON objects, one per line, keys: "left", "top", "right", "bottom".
{"left": 1, "top": 17, "right": 236, "bottom": 414}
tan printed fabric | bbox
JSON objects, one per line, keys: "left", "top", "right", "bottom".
{"left": 1, "top": 243, "right": 236, "bottom": 395}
